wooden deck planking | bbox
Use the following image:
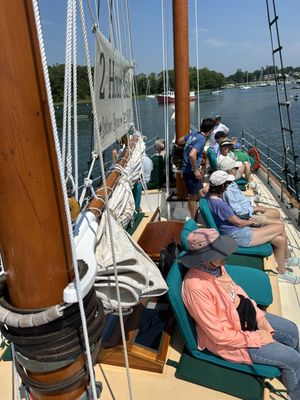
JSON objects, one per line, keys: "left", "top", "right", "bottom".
{"left": 253, "top": 175, "right": 300, "bottom": 331}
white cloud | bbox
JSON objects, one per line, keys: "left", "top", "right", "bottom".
{"left": 205, "top": 38, "right": 227, "bottom": 48}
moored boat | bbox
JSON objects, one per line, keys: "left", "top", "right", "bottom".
{"left": 156, "top": 90, "right": 196, "bottom": 104}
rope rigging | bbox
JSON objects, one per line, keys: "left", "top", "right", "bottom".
{"left": 265, "top": 0, "right": 299, "bottom": 203}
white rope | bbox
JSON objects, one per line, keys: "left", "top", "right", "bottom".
{"left": 115, "top": 0, "right": 123, "bottom": 54}
{"left": 78, "top": 1, "right": 134, "bottom": 399}
{"left": 61, "top": 0, "right": 73, "bottom": 172}
{"left": 79, "top": 152, "right": 99, "bottom": 207}
{"left": 194, "top": 0, "right": 201, "bottom": 127}
{"left": 32, "top": 1, "right": 97, "bottom": 399}
{"left": 72, "top": 0, "right": 79, "bottom": 200}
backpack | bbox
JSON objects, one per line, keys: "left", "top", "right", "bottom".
{"left": 159, "top": 239, "right": 182, "bottom": 278}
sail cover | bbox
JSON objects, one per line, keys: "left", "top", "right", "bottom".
{"left": 94, "top": 30, "right": 133, "bottom": 151}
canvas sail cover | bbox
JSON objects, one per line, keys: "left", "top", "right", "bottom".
{"left": 94, "top": 30, "right": 133, "bottom": 151}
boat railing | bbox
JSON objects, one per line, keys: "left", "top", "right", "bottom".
{"left": 241, "top": 130, "right": 300, "bottom": 202}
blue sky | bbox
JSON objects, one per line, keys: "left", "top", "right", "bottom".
{"left": 39, "top": 0, "right": 300, "bottom": 76}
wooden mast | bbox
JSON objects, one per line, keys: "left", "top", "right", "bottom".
{"left": 0, "top": 1, "right": 87, "bottom": 399}
{"left": 173, "top": 0, "right": 190, "bottom": 198}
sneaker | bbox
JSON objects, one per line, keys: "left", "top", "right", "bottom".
{"left": 285, "top": 256, "right": 300, "bottom": 267}
{"left": 278, "top": 271, "right": 300, "bottom": 284}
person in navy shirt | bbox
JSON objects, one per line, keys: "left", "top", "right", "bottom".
{"left": 178, "top": 118, "right": 215, "bottom": 218}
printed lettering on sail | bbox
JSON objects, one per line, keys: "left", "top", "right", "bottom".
{"left": 94, "top": 30, "right": 133, "bottom": 151}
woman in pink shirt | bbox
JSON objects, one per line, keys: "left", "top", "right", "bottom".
{"left": 181, "top": 228, "right": 300, "bottom": 400}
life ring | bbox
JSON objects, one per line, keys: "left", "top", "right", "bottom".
{"left": 248, "top": 146, "right": 260, "bottom": 171}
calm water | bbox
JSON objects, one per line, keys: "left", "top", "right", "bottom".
{"left": 56, "top": 85, "right": 300, "bottom": 183}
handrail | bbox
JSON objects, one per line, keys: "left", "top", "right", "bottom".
{"left": 241, "top": 129, "right": 300, "bottom": 202}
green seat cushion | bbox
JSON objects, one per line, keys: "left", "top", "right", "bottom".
{"left": 235, "top": 243, "right": 272, "bottom": 257}
{"left": 207, "top": 148, "right": 218, "bottom": 172}
{"left": 225, "top": 265, "right": 273, "bottom": 306}
{"left": 236, "top": 177, "right": 248, "bottom": 191}
{"left": 180, "top": 219, "right": 199, "bottom": 250}
{"left": 132, "top": 182, "right": 142, "bottom": 212}
{"left": 126, "top": 212, "right": 145, "bottom": 235}
{"left": 147, "top": 155, "right": 165, "bottom": 189}
{"left": 166, "top": 261, "right": 280, "bottom": 379}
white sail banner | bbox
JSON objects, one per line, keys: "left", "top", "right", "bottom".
{"left": 94, "top": 30, "right": 133, "bottom": 151}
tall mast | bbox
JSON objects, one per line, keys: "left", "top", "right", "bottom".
{"left": 173, "top": 0, "right": 190, "bottom": 198}
{"left": 0, "top": 1, "right": 87, "bottom": 398}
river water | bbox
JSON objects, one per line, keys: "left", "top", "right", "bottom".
{"left": 56, "top": 85, "right": 300, "bottom": 184}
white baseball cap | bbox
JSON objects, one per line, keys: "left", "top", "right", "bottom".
{"left": 209, "top": 170, "right": 235, "bottom": 186}
{"left": 218, "top": 157, "right": 242, "bottom": 172}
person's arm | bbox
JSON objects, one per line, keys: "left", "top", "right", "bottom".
{"left": 178, "top": 135, "right": 187, "bottom": 145}
{"left": 214, "top": 200, "right": 257, "bottom": 227}
{"left": 184, "top": 288, "right": 262, "bottom": 349}
{"left": 227, "top": 214, "right": 258, "bottom": 227}
{"left": 189, "top": 148, "right": 202, "bottom": 180}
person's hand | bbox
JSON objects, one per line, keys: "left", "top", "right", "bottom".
{"left": 257, "top": 317, "right": 268, "bottom": 331}
{"left": 257, "top": 329, "right": 274, "bottom": 345}
{"left": 194, "top": 169, "right": 201, "bottom": 180}
{"left": 250, "top": 215, "right": 267, "bottom": 226}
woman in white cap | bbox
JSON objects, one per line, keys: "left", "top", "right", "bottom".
{"left": 181, "top": 228, "right": 300, "bottom": 399}
{"left": 217, "top": 139, "right": 252, "bottom": 182}
{"left": 205, "top": 170, "right": 300, "bottom": 284}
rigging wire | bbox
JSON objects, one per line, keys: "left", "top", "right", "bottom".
{"left": 113, "top": 0, "right": 123, "bottom": 53}
{"left": 87, "top": 0, "right": 97, "bottom": 27}
{"left": 161, "top": 0, "right": 170, "bottom": 199}
{"left": 61, "top": 0, "right": 73, "bottom": 173}
{"left": 32, "top": 1, "right": 98, "bottom": 399}
{"left": 78, "top": 1, "right": 134, "bottom": 399}
{"left": 194, "top": 0, "right": 201, "bottom": 127}
{"left": 125, "top": 0, "right": 141, "bottom": 133}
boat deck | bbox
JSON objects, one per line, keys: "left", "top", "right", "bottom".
{"left": 1, "top": 174, "right": 299, "bottom": 400}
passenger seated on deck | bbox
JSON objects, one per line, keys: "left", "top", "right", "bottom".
{"left": 209, "top": 130, "right": 228, "bottom": 156}
{"left": 223, "top": 170, "right": 282, "bottom": 223}
{"left": 181, "top": 228, "right": 300, "bottom": 400}
{"left": 205, "top": 171, "right": 300, "bottom": 284}
{"left": 154, "top": 139, "right": 166, "bottom": 158}
{"left": 208, "top": 115, "right": 230, "bottom": 147}
{"left": 217, "top": 139, "right": 252, "bottom": 183}
{"left": 111, "top": 134, "right": 129, "bottom": 164}
{"left": 141, "top": 154, "right": 153, "bottom": 184}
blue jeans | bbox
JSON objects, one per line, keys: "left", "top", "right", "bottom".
{"left": 248, "top": 313, "right": 300, "bottom": 400}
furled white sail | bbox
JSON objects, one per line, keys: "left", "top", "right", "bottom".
{"left": 95, "top": 211, "right": 168, "bottom": 312}
{"left": 94, "top": 30, "right": 134, "bottom": 151}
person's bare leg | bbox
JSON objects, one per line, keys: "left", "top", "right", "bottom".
{"left": 188, "top": 195, "right": 198, "bottom": 219}
{"left": 235, "top": 164, "right": 245, "bottom": 180}
{"left": 254, "top": 207, "right": 281, "bottom": 219}
{"left": 261, "top": 208, "right": 281, "bottom": 219}
{"left": 243, "top": 161, "right": 252, "bottom": 182}
{"left": 250, "top": 224, "right": 287, "bottom": 273}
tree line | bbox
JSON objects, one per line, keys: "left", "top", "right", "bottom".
{"left": 48, "top": 63, "right": 300, "bottom": 103}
